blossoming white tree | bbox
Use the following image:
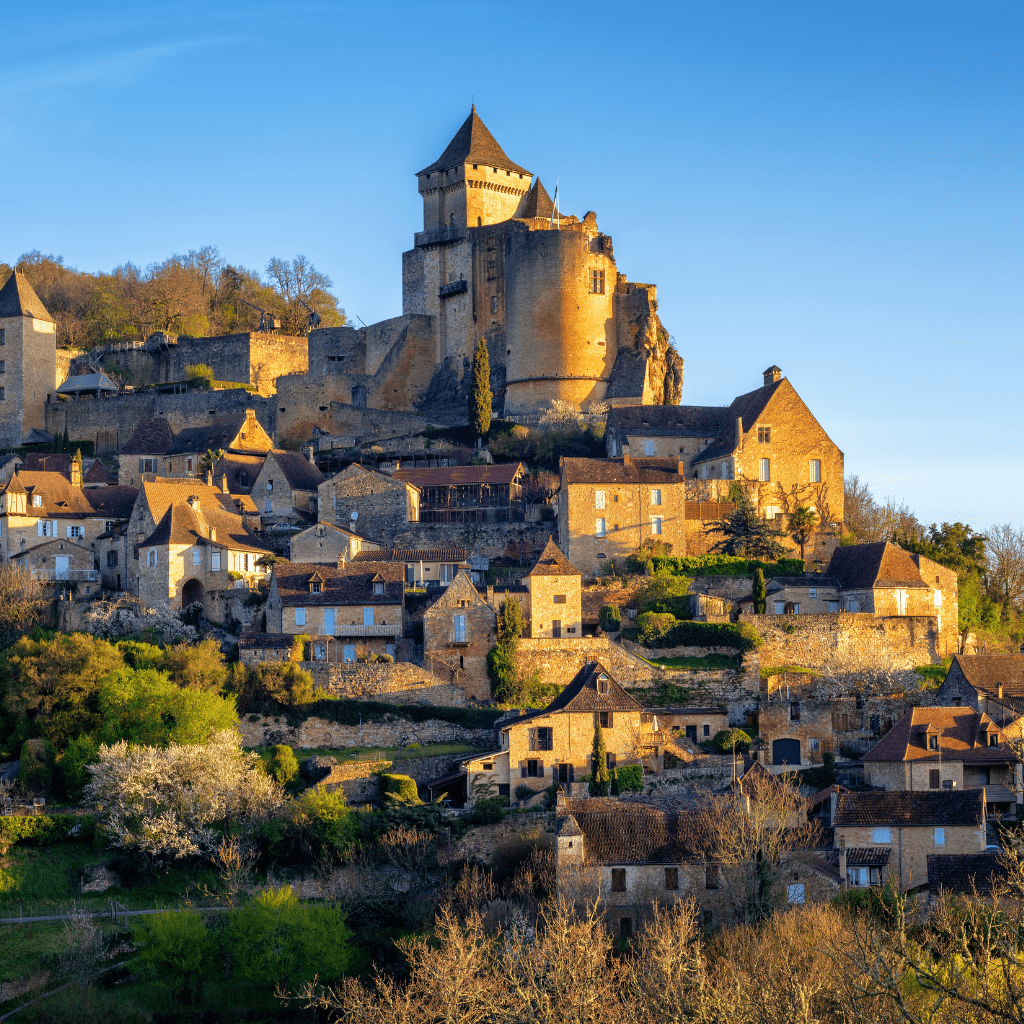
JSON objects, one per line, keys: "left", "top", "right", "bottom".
{"left": 83, "top": 730, "right": 283, "bottom": 865}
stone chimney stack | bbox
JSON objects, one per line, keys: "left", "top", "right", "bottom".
{"left": 188, "top": 495, "right": 200, "bottom": 511}
{"left": 763, "top": 365, "right": 782, "bottom": 386}
{"left": 205, "top": 469, "right": 213, "bottom": 487}
{"left": 486, "top": 584, "right": 494, "bottom": 607}
{"left": 736, "top": 415, "right": 743, "bottom": 448}
{"left": 209, "top": 526, "right": 217, "bottom": 542}
{"left": 337, "top": 554, "right": 346, "bottom": 569}
{"left": 221, "top": 474, "right": 228, "bottom": 494}
{"left": 838, "top": 836, "right": 848, "bottom": 892}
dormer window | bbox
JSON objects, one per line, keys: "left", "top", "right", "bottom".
{"left": 989, "top": 732, "right": 999, "bottom": 747}
{"left": 310, "top": 581, "right": 322, "bottom": 593}
{"left": 598, "top": 674, "right": 610, "bottom": 695}
{"left": 374, "top": 582, "right": 384, "bottom": 595}
{"left": 31, "top": 495, "right": 42, "bottom": 507}
{"left": 928, "top": 734, "right": 938, "bottom": 750}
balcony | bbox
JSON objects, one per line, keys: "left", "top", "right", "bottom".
{"left": 414, "top": 226, "right": 463, "bottom": 248}
{"left": 324, "top": 623, "right": 401, "bottom": 637}
{"left": 448, "top": 630, "right": 470, "bottom": 646}
{"left": 47, "top": 569, "right": 100, "bottom": 582}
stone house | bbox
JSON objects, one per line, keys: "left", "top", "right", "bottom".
{"left": 558, "top": 455, "right": 687, "bottom": 576}
{"left": 555, "top": 797, "right": 838, "bottom": 936}
{"left": 0, "top": 453, "right": 23, "bottom": 485}
{"left": 318, "top": 463, "right": 419, "bottom": 542}
{"left": 736, "top": 576, "right": 842, "bottom": 616}
{"left": 935, "top": 655, "right": 1024, "bottom": 727}
{"left": 521, "top": 537, "right": 582, "bottom": 639}
{"left": 352, "top": 546, "right": 469, "bottom": 587}
{"left": 237, "top": 633, "right": 297, "bottom": 668}
{"left": 289, "top": 521, "right": 379, "bottom": 564}
{"left": 422, "top": 569, "right": 496, "bottom": 701}
{"left": 250, "top": 449, "right": 326, "bottom": 527}
{"left": 0, "top": 271, "right": 58, "bottom": 449}
{"left": 861, "top": 707, "right": 1021, "bottom": 817}
{"left": 460, "top": 662, "right": 646, "bottom": 806}
{"left": 392, "top": 462, "right": 526, "bottom": 523}
{"left": 116, "top": 417, "right": 176, "bottom": 487}
{"left": 644, "top": 706, "right": 730, "bottom": 747}
{"left": 833, "top": 790, "right": 987, "bottom": 892}
{"left": 265, "top": 559, "right": 406, "bottom": 661}
{"left": 210, "top": 451, "right": 265, "bottom": 496}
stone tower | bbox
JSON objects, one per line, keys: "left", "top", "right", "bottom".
{"left": 0, "top": 271, "right": 57, "bottom": 447}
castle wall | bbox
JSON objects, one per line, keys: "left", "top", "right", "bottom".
{"left": 0, "top": 315, "right": 56, "bottom": 446}
{"left": 0, "top": 319, "right": 27, "bottom": 448}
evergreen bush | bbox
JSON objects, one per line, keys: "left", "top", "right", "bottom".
{"left": 598, "top": 604, "right": 622, "bottom": 632}
{"left": 381, "top": 773, "right": 420, "bottom": 804}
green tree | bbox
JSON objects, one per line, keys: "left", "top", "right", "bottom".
{"left": 160, "top": 639, "right": 227, "bottom": 692}
{"left": 590, "top": 723, "right": 609, "bottom": 796}
{"left": 598, "top": 604, "right": 621, "bottom": 632}
{"left": 467, "top": 335, "right": 492, "bottom": 439}
{"left": 489, "top": 597, "right": 529, "bottom": 705}
{"left": 788, "top": 506, "right": 818, "bottom": 561}
{"left": 897, "top": 521, "right": 987, "bottom": 578}
{"left": 708, "top": 493, "right": 786, "bottom": 561}
{"left": 286, "top": 788, "right": 360, "bottom": 863}
{"left": 56, "top": 734, "right": 101, "bottom": 801}
{"left": 135, "top": 910, "right": 215, "bottom": 1004}
{"left": 270, "top": 744, "right": 299, "bottom": 787}
{"left": 753, "top": 568, "right": 767, "bottom": 614}
{"left": 19, "top": 737, "right": 55, "bottom": 794}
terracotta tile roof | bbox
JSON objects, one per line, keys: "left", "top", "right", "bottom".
{"left": 17, "top": 471, "right": 95, "bottom": 517}
{"left": 0, "top": 271, "right": 53, "bottom": 322}
{"left": 119, "top": 418, "right": 176, "bottom": 456}
{"left": 393, "top": 463, "right": 525, "bottom": 487}
{"left": 273, "top": 560, "right": 405, "bottom": 607}
{"left": 927, "top": 853, "right": 1008, "bottom": 894}
{"left": 87, "top": 485, "right": 139, "bottom": 520}
{"left": 525, "top": 537, "right": 580, "bottom": 577}
{"left": 84, "top": 459, "right": 116, "bottom": 485}
{"left": 21, "top": 454, "right": 71, "bottom": 478}
{"left": 949, "top": 655, "right": 1024, "bottom": 701}
{"left": 565, "top": 800, "right": 709, "bottom": 864}
{"left": 826, "top": 542, "right": 930, "bottom": 590}
{"left": 352, "top": 548, "right": 467, "bottom": 563}
{"left": 834, "top": 790, "right": 984, "bottom": 828}
{"left": 561, "top": 457, "right": 685, "bottom": 485}
{"left": 417, "top": 106, "right": 530, "bottom": 176}
{"left": 607, "top": 405, "right": 733, "bottom": 438}
{"left": 266, "top": 450, "right": 326, "bottom": 492}
{"left": 862, "top": 707, "right": 1014, "bottom": 765}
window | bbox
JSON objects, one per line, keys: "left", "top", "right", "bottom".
{"left": 139, "top": 458, "right": 156, "bottom": 473}
{"left": 186, "top": 458, "right": 194, "bottom": 473}
{"left": 589, "top": 269, "right": 605, "bottom": 294}
{"left": 651, "top": 489, "right": 662, "bottom": 506}
{"left": 703, "top": 724, "right": 710, "bottom": 737}
{"left": 0, "top": 387, "right": 5, "bottom": 401}
{"left": 872, "top": 827, "right": 892, "bottom": 844}
{"left": 606, "top": 752, "right": 616, "bottom": 770}
{"left": 482, "top": 762, "right": 494, "bottom": 771}
{"left": 848, "top": 598, "right": 859, "bottom": 613}
{"left": 107, "top": 550, "right": 118, "bottom": 567}
{"left": 790, "top": 701, "right": 800, "bottom": 721}
{"left": 374, "top": 581, "right": 385, "bottom": 595}
{"left": 665, "top": 867, "right": 679, "bottom": 890}
{"left": 147, "top": 549, "right": 157, "bottom": 567}
{"left": 895, "top": 589, "right": 907, "bottom": 615}
{"left": 211, "top": 551, "right": 221, "bottom": 571}
{"left": 928, "top": 734, "right": 938, "bottom": 750}
{"left": 934, "top": 828, "right": 946, "bottom": 846}
{"left": 67, "top": 525, "right": 82, "bottom": 538}
{"left": 703, "top": 909, "right": 714, "bottom": 928}
{"left": 497, "top": 783, "right": 510, "bottom": 797}
{"left": 599, "top": 711, "right": 613, "bottom": 728}
{"left": 809, "top": 737, "right": 820, "bottom": 753}
{"left": 363, "top": 607, "right": 374, "bottom": 626}
{"left": 0, "top": 329, "right": 4, "bottom": 345}
{"left": 758, "top": 458, "right": 771, "bottom": 482}
{"left": 553, "top": 594, "right": 566, "bottom": 605}
{"left": 757, "top": 426, "right": 771, "bottom": 443}
{"left": 644, "top": 439, "right": 654, "bottom": 456}
{"left": 787, "top": 883, "right": 806, "bottom": 905}
{"left": 452, "top": 614, "right": 466, "bottom": 642}
{"left": 0, "top": 361, "right": 5, "bottom": 374}
{"left": 774, "top": 601, "right": 785, "bottom": 614}
{"left": 650, "top": 516, "right": 663, "bottom": 535}
{"left": 595, "top": 490, "right": 606, "bottom": 510}
{"left": 598, "top": 675, "right": 610, "bottom": 695}
{"left": 611, "top": 869, "right": 626, "bottom": 892}
{"left": 537, "top": 727, "right": 553, "bottom": 751}
{"left": 526, "top": 759, "right": 539, "bottom": 777}
{"left": 810, "top": 459, "right": 821, "bottom": 483}
{"left": 990, "top": 733, "right": 999, "bottom": 747}
{"left": 792, "top": 603, "right": 800, "bottom": 614}
{"left": 809, "top": 588, "right": 817, "bottom": 599}
{"left": 930, "top": 769, "right": 940, "bottom": 789}
{"left": 596, "top": 518, "right": 606, "bottom": 538}
{"left": 192, "top": 548, "right": 201, "bottom": 565}
{"left": 32, "top": 495, "right": 42, "bottom": 507}
{"left": 486, "top": 259, "right": 497, "bottom": 280}
{"left": 705, "top": 864, "right": 720, "bottom": 890}
{"left": 310, "top": 581, "right": 322, "bottom": 593}
{"left": 264, "top": 498, "right": 272, "bottom": 513}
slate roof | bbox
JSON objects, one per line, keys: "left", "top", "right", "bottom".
{"left": 826, "top": 542, "right": 931, "bottom": 590}
{"left": 273, "top": 560, "right": 405, "bottom": 606}
{"left": 834, "top": 790, "right": 985, "bottom": 828}
{"left": 418, "top": 106, "right": 530, "bottom": 176}
{"left": 266, "top": 450, "right": 326, "bottom": 492}
{"left": 22, "top": 429, "right": 53, "bottom": 445}
{"left": 524, "top": 537, "right": 580, "bottom": 577}
{"left": 170, "top": 414, "right": 270, "bottom": 455}
{"left": 694, "top": 378, "right": 788, "bottom": 462}
{"left": 84, "top": 459, "right": 116, "bottom": 485}
{"left": 508, "top": 663, "right": 643, "bottom": 729}
{"left": 927, "top": 853, "right": 1008, "bottom": 894}
{"left": 138, "top": 481, "right": 269, "bottom": 553}
{"left": 87, "top": 485, "right": 139, "bottom": 520}
{"left": 141, "top": 495, "right": 270, "bottom": 554}
{"left": 948, "top": 655, "right": 1024, "bottom": 702}
{"left": 560, "top": 457, "right": 684, "bottom": 485}
{"left": 0, "top": 271, "right": 53, "bottom": 322}
{"left": 119, "top": 418, "right": 176, "bottom": 456}
{"left": 16, "top": 471, "right": 95, "bottom": 517}
{"left": 555, "top": 813, "right": 583, "bottom": 838}
{"left": 519, "top": 178, "right": 556, "bottom": 219}
{"left": 57, "top": 372, "right": 117, "bottom": 394}
{"left": 766, "top": 576, "right": 839, "bottom": 589}
{"left": 861, "top": 707, "right": 1014, "bottom": 765}
{"left": 352, "top": 547, "right": 467, "bottom": 563}
{"left": 565, "top": 799, "right": 709, "bottom": 865}
{"left": 393, "top": 463, "right": 525, "bottom": 487}
{"left": 607, "top": 405, "right": 732, "bottom": 438}
{"left": 830, "top": 846, "right": 892, "bottom": 867}
{"left": 21, "top": 453, "right": 72, "bottom": 478}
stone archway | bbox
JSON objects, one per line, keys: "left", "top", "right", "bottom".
{"left": 181, "top": 578, "right": 205, "bottom": 610}
{"left": 772, "top": 738, "right": 801, "bottom": 767}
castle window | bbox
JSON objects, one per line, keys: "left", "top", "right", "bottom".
{"left": 0, "top": 362, "right": 5, "bottom": 374}
{"left": 486, "top": 259, "right": 497, "bottom": 280}
{"left": 758, "top": 458, "right": 771, "bottom": 482}
{"left": 758, "top": 426, "right": 771, "bottom": 443}
{"left": 0, "top": 387, "right": 5, "bottom": 401}
{"left": 589, "top": 269, "right": 605, "bottom": 294}
{"left": 491, "top": 296, "right": 498, "bottom": 314}
{"left": 477, "top": 217, "right": 482, "bottom": 226}
{"left": 0, "top": 329, "right": 4, "bottom": 345}
{"left": 810, "top": 459, "right": 821, "bottom": 483}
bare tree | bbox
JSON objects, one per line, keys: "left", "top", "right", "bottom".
{"left": 986, "top": 523, "right": 1024, "bottom": 609}
{"left": 0, "top": 564, "right": 48, "bottom": 646}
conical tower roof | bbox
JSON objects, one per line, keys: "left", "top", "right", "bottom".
{"left": 0, "top": 271, "right": 54, "bottom": 323}
{"left": 418, "top": 106, "right": 530, "bottom": 177}
{"left": 519, "top": 178, "right": 556, "bottom": 219}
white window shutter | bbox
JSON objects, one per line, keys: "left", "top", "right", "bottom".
{"left": 37, "top": 521, "right": 43, "bottom": 537}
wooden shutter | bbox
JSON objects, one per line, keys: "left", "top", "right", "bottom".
{"left": 607, "top": 711, "right": 614, "bottom": 729}
{"left": 528, "top": 728, "right": 536, "bottom": 751}
{"left": 538, "top": 761, "right": 544, "bottom": 778}
{"left": 520, "top": 761, "right": 527, "bottom": 778}
{"left": 569, "top": 764, "right": 575, "bottom": 783}
{"left": 607, "top": 753, "right": 616, "bottom": 770}
{"left": 139, "top": 459, "right": 144, "bottom": 472}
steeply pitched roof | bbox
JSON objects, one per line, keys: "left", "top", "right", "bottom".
{"left": 57, "top": 372, "right": 117, "bottom": 394}
{"left": 84, "top": 459, "right": 116, "bottom": 485}
{"left": 947, "top": 655, "right": 1024, "bottom": 701}
{"left": 607, "top": 405, "right": 733, "bottom": 439}
{"left": 142, "top": 501, "right": 209, "bottom": 547}
{"left": 862, "top": 707, "right": 1013, "bottom": 765}
{"left": 511, "top": 663, "right": 642, "bottom": 724}
{"left": 565, "top": 799, "right": 709, "bottom": 865}
{"left": 273, "top": 560, "right": 405, "bottom": 606}
{"left": 829, "top": 847, "right": 891, "bottom": 867}
{"left": 525, "top": 537, "right": 580, "bottom": 577}
{"left": 17, "top": 471, "right": 95, "bottom": 517}
{"left": 417, "top": 106, "right": 530, "bottom": 176}
{"left": 21, "top": 453, "right": 71, "bottom": 479}
{"left": 927, "top": 853, "right": 1008, "bottom": 894}
{"left": 325, "top": 462, "right": 418, "bottom": 492}
{"left": 519, "top": 178, "right": 555, "bottom": 219}
{"left": 352, "top": 547, "right": 467, "bottom": 563}
{"left": 170, "top": 414, "right": 271, "bottom": 456}
{"left": 211, "top": 452, "right": 265, "bottom": 495}
{"left": 119, "top": 418, "right": 176, "bottom": 456}
{"left": 0, "top": 271, "right": 54, "bottom": 322}
{"left": 561, "top": 457, "right": 684, "bottom": 485}
{"left": 694, "top": 379, "right": 787, "bottom": 462}
{"left": 87, "top": 485, "right": 139, "bottom": 520}
{"left": 265, "top": 450, "right": 326, "bottom": 492}
{"left": 393, "top": 463, "right": 525, "bottom": 487}
{"left": 138, "top": 480, "right": 268, "bottom": 553}
{"left": 826, "top": 542, "right": 930, "bottom": 591}
{"left": 834, "top": 790, "right": 984, "bottom": 828}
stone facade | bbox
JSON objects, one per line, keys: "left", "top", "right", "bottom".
{"left": 289, "top": 522, "right": 378, "bottom": 564}
{"left": 391, "top": 519, "right": 552, "bottom": 561}
{"left": 523, "top": 539, "right": 583, "bottom": 640}
{"left": 318, "top": 463, "right": 418, "bottom": 544}
{"left": 423, "top": 571, "right": 496, "bottom": 701}
{"left": 308, "top": 661, "right": 467, "bottom": 706}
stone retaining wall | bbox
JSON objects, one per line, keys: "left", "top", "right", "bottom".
{"left": 390, "top": 521, "right": 553, "bottom": 561}
{"left": 516, "top": 637, "right": 663, "bottom": 687}
{"left": 237, "top": 713, "right": 495, "bottom": 750}
{"left": 451, "top": 810, "right": 555, "bottom": 864}
{"left": 318, "top": 752, "right": 461, "bottom": 804}
{"left": 305, "top": 661, "right": 466, "bottom": 706}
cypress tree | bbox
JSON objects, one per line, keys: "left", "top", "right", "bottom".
{"left": 591, "top": 722, "right": 610, "bottom": 796}
{"left": 62, "top": 422, "right": 69, "bottom": 453}
{"left": 467, "top": 335, "right": 492, "bottom": 441}
{"left": 753, "top": 568, "right": 767, "bottom": 614}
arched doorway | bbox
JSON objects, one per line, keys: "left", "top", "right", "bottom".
{"left": 772, "top": 738, "right": 801, "bottom": 766}
{"left": 181, "top": 578, "right": 205, "bottom": 610}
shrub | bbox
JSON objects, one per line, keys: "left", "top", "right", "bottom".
{"left": 598, "top": 604, "right": 622, "bottom": 632}
{"left": 376, "top": 653, "right": 394, "bottom": 663}
{"left": 287, "top": 788, "right": 360, "bottom": 861}
{"left": 472, "top": 796, "right": 506, "bottom": 824}
{"left": 636, "top": 611, "right": 676, "bottom": 642}
{"left": 616, "top": 764, "right": 643, "bottom": 792}
{"left": 649, "top": 554, "right": 805, "bottom": 577}
{"left": 19, "top": 737, "right": 55, "bottom": 794}
{"left": 381, "top": 773, "right": 420, "bottom": 804}
{"left": 0, "top": 813, "right": 96, "bottom": 847}
{"left": 57, "top": 734, "right": 100, "bottom": 801}
{"left": 270, "top": 744, "right": 300, "bottom": 787}
{"left": 625, "top": 551, "right": 654, "bottom": 575}
{"left": 712, "top": 728, "right": 752, "bottom": 754}
{"left": 134, "top": 910, "right": 216, "bottom": 1003}
{"left": 514, "top": 783, "right": 535, "bottom": 802}
{"left": 639, "top": 620, "right": 762, "bottom": 652}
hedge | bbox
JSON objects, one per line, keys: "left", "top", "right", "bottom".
{"left": 639, "top": 620, "right": 762, "bottom": 652}
{"left": 615, "top": 765, "right": 643, "bottom": 792}
{"left": 649, "top": 555, "right": 804, "bottom": 578}
{"left": 380, "top": 774, "right": 420, "bottom": 804}
{"left": 0, "top": 814, "right": 97, "bottom": 847}
{"left": 278, "top": 698, "right": 504, "bottom": 731}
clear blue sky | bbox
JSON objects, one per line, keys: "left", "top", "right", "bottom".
{"left": 1, "top": 0, "right": 1019, "bottom": 531}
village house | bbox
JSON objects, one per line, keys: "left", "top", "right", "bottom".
{"left": 459, "top": 662, "right": 646, "bottom": 807}
{"left": 250, "top": 449, "right": 326, "bottom": 528}
{"left": 391, "top": 462, "right": 526, "bottom": 523}
{"left": 265, "top": 558, "right": 406, "bottom": 661}
{"left": 832, "top": 790, "right": 987, "bottom": 892}
{"left": 861, "top": 707, "right": 1022, "bottom": 818}
{"left": 288, "top": 521, "right": 379, "bottom": 564}
{"left": 318, "top": 463, "right": 419, "bottom": 541}
{"left": 210, "top": 451, "right": 266, "bottom": 496}
{"left": 83, "top": 458, "right": 116, "bottom": 487}
{"left": 518, "top": 537, "right": 582, "bottom": 639}
{"left": 935, "top": 655, "right": 1024, "bottom": 727}
{"left": 351, "top": 546, "right": 469, "bottom": 587}
{"left": 736, "top": 576, "right": 842, "bottom": 615}
{"left": 558, "top": 455, "right": 687, "bottom": 576}
{"left": 644, "top": 706, "right": 730, "bottom": 748}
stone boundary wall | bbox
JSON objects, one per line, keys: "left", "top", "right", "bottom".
{"left": 305, "top": 661, "right": 466, "bottom": 706}
{"left": 236, "top": 713, "right": 496, "bottom": 750}
{"left": 391, "top": 521, "right": 553, "bottom": 561}
{"left": 451, "top": 810, "right": 554, "bottom": 864}
{"left": 620, "top": 639, "right": 742, "bottom": 660}
{"left": 318, "top": 752, "right": 461, "bottom": 804}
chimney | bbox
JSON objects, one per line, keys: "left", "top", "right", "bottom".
{"left": 209, "top": 526, "right": 217, "bottom": 542}
{"left": 307, "top": 447, "right": 316, "bottom": 464}
{"left": 556, "top": 788, "right": 567, "bottom": 812}
{"left": 70, "top": 458, "right": 82, "bottom": 489}
{"left": 487, "top": 584, "right": 494, "bottom": 606}
{"left": 337, "top": 554, "right": 346, "bottom": 569}
{"left": 829, "top": 789, "right": 839, "bottom": 827}
{"left": 622, "top": 452, "right": 631, "bottom": 466}
{"left": 221, "top": 474, "right": 228, "bottom": 494}
{"left": 998, "top": 684, "right": 1004, "bottom": 700}
{"left": 188, "top": 495, "right": 200, "bottom": 511}
{"left": 205, "top": 469, "right": 213, "bottom": 487}
{"left": 838, "top": 836, "right": 848, "bottom": 892}
{"left": 763, "top": 365, "right": 782, "bottom": 386}
{"left": 736, "top": 416, "right": 743, "bottom": 448}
